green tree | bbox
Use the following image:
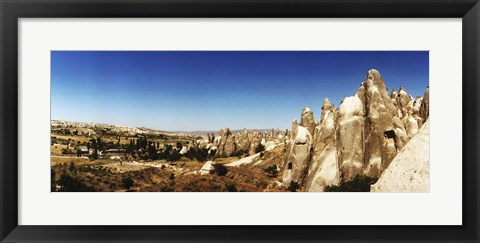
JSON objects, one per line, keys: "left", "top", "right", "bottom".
{"left": 76, "top": 149, "right": 82, "bottom": 157}
{"left": 89, "top": 149, "right": 99, "bottom": 160}
{"left": 264, "top": 165, "right": 278, "bottom": 178}
{"left": 147, "top": 144, "right": 158, "bottom": 160}
{"left": 255, "top": 143, "right": 265, "bottom": 153}
{"left": 210, "top": 163, "right": 228, "bottom": 176}
{"left": 229, "top": 149, "right": 248, "bottom": 157}
{"left": 194, "top": 148, "right": 209, "bottom": 162}
{"left": 184, "top": 148, "right": 196, "bottom": 160}
{"left": 167, "top": 150, "right": 181, "bottom": 163}
{"left": 68, "top": 161, "right": 76, "bottom": 173}
{"left": 176, "top": 142, "right": 183, "bottom": 149}
{"left": 121, "top": 177, "right": 134, "bottom": 190}
{"left": 51, "top": 136, "right": 57, "bottom": 145}
{"left": 58, "top": 173, "right": 96, "bottom": 192}
{"left": 208, "top": 149, "right": 217, "bottom": 159}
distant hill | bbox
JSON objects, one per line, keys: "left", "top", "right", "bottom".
{"left": 51, "top": 120, "right": 275, "bottom": 137}
{"left": 175, "top": 129, "right": 276, "bottom": 136}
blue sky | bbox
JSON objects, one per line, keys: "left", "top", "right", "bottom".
{"left": 51, "top": 51, "right": 429, "bottom": 131}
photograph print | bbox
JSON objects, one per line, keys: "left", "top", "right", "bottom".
{"left": 50, "top": 51, "right": 429, "bottom": 192}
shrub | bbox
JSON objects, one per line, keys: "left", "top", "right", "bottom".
{"left": 226, "top": 183, "right": 238, "bottom": 192}
{"left": 215, "top": 151, "right": 228, "bottom": 158}
{"left": 88, "top": 149, "right": 99, "bottom": 160}
{"left": 288, "top": 181, "right": 300, "bottom": 192}
{"left": 255, "top": 143, "right": 265, "bottom": 153}
{"left": 323, "top": 175, "right": 378, "bottom": 192}
{"left": 147, "top": 145, "right": 158, "bottom": 160}
{"left": 184, "top": 148, "right": 196, "bottom": 160}
{"left": 193, "top": 148, "right": 209, "bottom": 162}
{"left": 167, "top": 150, "right": 181, "bottom": 162}
{"left": 176, "top": 142, "right": 183, "bottom": 149}
{"left": 121, "top": 177, "right": 134, "bottom": 190}
{"left": 68, "top": 161, "right": 76, "bottom": 173}
{"left": 210, "top": 163, "right": 228, "bottom": 176}
{"left": 229, "top": 149, "right": 248, "bottom": 157}
{"left": 208, "top": 149, "right": 216, "bottom": 158}
{"left": 58, "top": 173, "right": 96, "bottom": 192}
{"left": 264, "top": 165, "right": 278, "bottom": 178}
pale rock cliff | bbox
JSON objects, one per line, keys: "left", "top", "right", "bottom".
{"left": 358, "top": 69, "right": 399, "bottom": 178}
{"left": 281, "top": 69, "right": 429, "bottom": 191}
{"left": 282, "top": 124, "right": 313, "bottom": 185}
{"left": 300, "top": 106, "right": 318, "bottom": 136}
{"left": 371, "top": 119, "right": 430, "bottom": 192}
{"left": 419, "top": 86, "right": 429, "bottom": 122}
{"left": 304, "top": 99, "right": 340, "bottom": 191}
{"left": 336, "top": 94, "right": 365, "bottom": 181}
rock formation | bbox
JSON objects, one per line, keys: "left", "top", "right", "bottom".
{"left": 395, "top": 86, "right": 412, "bottom": 118}
{"left": 281, "top": 69, "right": 429, "bottom": 191}
{"left": 193, "top": 127, "right": 287, "bottom": 159}
{"left": 282, "top": 124, "right": 313, "bottom": 186}
{"left": 419, "top": 86, "right": 429, "bottom": 122}
{"left": 371, "top": 119, "right": 430, "bottom": 192}
{"left": 361, "top": 70, "right": 400, "bottom": 177}
{"left": 198, "top": 69, "right": 428, "bottom": 192}
{"left": 300, "top": 106, "right": 318, "bottom": 136}
{"left": 304, "top": 99, "right": 340, "bottom": 191}
{"left": 198, "top": 161, "right": 214, "bottom": 175}
{"left": 336, "top": 95, "right": 365, "bottom": 181}
{"left": 391, "top": 116, "right": 409, "bottom": 151}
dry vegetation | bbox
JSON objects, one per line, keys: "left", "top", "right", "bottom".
{"left": 51, "top": 124, "right": 289, "bottom": 192}
{"left": 51, "top": 152, "right": 288, "bottom": 192}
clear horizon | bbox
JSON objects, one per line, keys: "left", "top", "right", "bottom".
{"left": 51, "top": 51, "right": 429, "bottom": 131}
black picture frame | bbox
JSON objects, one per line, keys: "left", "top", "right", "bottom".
{"left": 1, "top": 0, "right": 479, "bottom": 242}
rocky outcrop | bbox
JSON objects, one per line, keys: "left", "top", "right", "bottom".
{"left": 371, "top": 119, "right": 430, "bottom": 192}
{"left": 419, "top": 86, "right": 429, "bottom": 122}
{"left": 404, "top": 114, "right": 419, "bottom": 138}
{"left": 225, "top": 153, "right": 262, "bottom": 167}
{"left": 336, "top": 95, "right": 365, "bottom": 181}
{"left": 391, "top": 116, "right": 409, "bottom": 151}
{"left": 358, "top": 69, "right": 399, "bottom": 178}
{"left": 282, "top": 119, "right": 313, "bottom": 185}
{"left": 198, "top": 161, "right": 214, "bottom": 175}
{"left": 395, "top": 86, "right": 412, "bottom": 118}
{"left": 282, "top": 69, "right": 429, "bottom": 191}
{"left": 179, "top": 146, "right": 188, "bottom": 155}
{"left": 304, "top": 99, "right": 339, "bottom": 191}
{"left": 194, "top": 127, "right": 287, "bottom": 158}
{"left": 217, "top": 128, "right": 232, "bottom": 155}
{"left": 300, "top": 106, "right": 318, "bottom": 136}
{"left": 193, "top": 69, "right": 428, "bottom": 192}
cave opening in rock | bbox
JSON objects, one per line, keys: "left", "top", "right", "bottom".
{"left": 288, "top": 162, "right": 293, "bottom": 170}
{"left": 384, "top": 130, "right": 396, "bottom": 139}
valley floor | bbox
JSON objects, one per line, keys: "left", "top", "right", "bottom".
{"left": 51, "top": 145, "right": 290, "bottom": 192}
